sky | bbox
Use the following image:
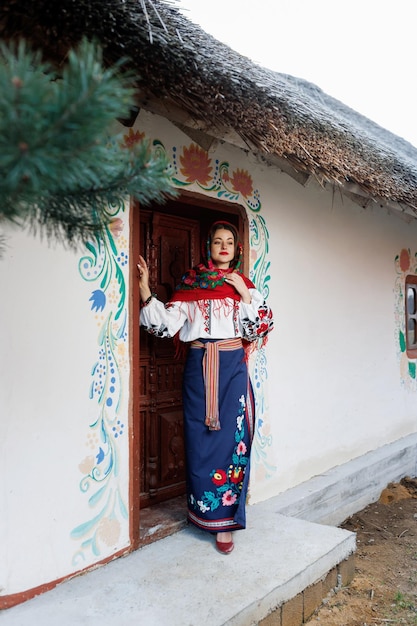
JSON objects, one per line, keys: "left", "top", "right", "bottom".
{"left": 177, "top": 0, "right": 417, "bottom": 148}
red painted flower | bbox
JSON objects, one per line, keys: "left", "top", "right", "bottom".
{"left": 230, "top": 168, "right": 253, "bottom": 198}
{"left": 229, "top": 467, "right": 244, "bottom": 484}
{"left": 180, "top": 144, "right": 213, "bottom": 185}
{"left": 211, "top": 469, "right": 227, "bottom": 486}
{"left": 122, "top": 128, "right": 145, "bottom": 149}
{"left": 400, "top": 248, "right": 411, "bottom": 272}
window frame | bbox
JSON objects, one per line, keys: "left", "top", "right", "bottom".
{"left": 405, "top": 274, "right": 417, "bottom": 358}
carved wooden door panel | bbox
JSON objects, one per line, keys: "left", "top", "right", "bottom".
{"left": 139, "top": 211, "right": 200, "bottom": 507}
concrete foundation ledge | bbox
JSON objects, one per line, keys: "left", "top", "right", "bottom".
{"left": 259, "top": 555, "right": 355, "bottom": 626}
{"left": 266, "top": 433, "right": 417, "bottom": 526}
{"left": 0, "top": 504, "right": 355, "bottom": 626}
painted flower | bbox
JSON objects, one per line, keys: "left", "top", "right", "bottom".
{"left": 122, "top": 128, "right": 145, "bottom": 149}
{"left": 96, "top": 447, "right": 105, "bottom": 464}
{"left": 109, "top": 218, "right": 124, "bottom": 239}
{"left": 237, "top": 414, "right": 244, "bottom": 430}
{"left": 211, "top": 469, "right": 227, "bottom": 486}
{"left": 112, "top": 420, "right": 124, "bottom": 438}
{"left": 230, "top": 168, "right": 253, "bottom": 198}
{"left": 90, "top": 289, "right": 106, "bottom": 312}
{"left": 97, "top": 517, "right": 121, "bottom": 546}
{"left": 236, "top": 441, "right": 247, "bottom": 455}
{"left": 78, "top": 456, "right": 95, "bottom": 475}
{"left": 400, "top": 248, "right": 411, "bottom": 272}
{"left": 222, "top": 490, "right": 237, "bottom": 506}
{"left": 180, "top": 143, "right": 213, "bottom": 185}
{"left": 117, "top": 342, "right": 126, "bottom": 359}
{"left": 229, "top": 467, "right": 244, "bottom": 484}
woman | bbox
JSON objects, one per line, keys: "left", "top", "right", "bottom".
{"left": 138, "top": 221, "right": 273, "bottom": 554}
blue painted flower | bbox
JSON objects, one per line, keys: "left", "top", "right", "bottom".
{"left": 96, "top": 447, "right": 105, "bottom": 464}
{"left": 89, "top": 290, "right": 106, "bottom": 312}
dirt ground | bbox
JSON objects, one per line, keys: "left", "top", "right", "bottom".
{"left": 306, "top": 477, "right": 417, "bottom": 626}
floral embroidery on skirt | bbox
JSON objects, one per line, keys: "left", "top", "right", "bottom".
{"left": 183, "top": 340, "right": 255, "bottom": 533}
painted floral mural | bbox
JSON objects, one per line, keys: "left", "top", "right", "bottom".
{"left": 72, "top": 209, "right": 129, "bottom": 564}
{"left": 179, "top": 143, "right": 213, "bottom": 186}
{"left": 394, "top": 247, "right": 417, "bottom": 388}
{"left": 162, "top": 140, "right": 261, "bottom": 213}
{"left": 72, "top": 128, "right": 274, "bottom": 560}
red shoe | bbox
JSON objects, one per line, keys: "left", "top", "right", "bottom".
{"left": 216, "top": 537, "right": 234, "bottom": 554}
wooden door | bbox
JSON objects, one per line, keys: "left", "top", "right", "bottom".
{"left": 139, "top": 211, "right": 200, "bottom": 507}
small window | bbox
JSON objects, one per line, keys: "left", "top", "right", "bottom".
{"left": 405, "top": 275, "right": 417, "bottom": 357}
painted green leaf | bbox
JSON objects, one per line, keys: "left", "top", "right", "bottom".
{"left": 88, "top": 484, "right": 107, "bottom": 507}
{"left": 408, "top": 361, "right": 416, "bottom": 379}
{"left": 114, "top": 263, "right": 126, "bottom": 321}
{"left": 171, "top": 178, "right": 190, "bottom": 187}
{"left": 84, "top": 242, "right": 98, "bottom": 261}
{"left": 70, "top": 505, "right": 107, "bottom": 539}
{"left": 107, "top": 228, "right": 118, "bottom": 256}
{"left": 399, "top": 330, "right": 406, "bottom": 352}
{"left": 100, "top": 266, "right": 109, "bottom": 290}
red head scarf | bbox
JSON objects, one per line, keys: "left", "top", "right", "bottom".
{"left": 170, "top": 221, "right": 254, "bottom": 303}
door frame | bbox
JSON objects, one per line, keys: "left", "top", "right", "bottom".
{"left": 128, "top": 191, "right": 249, "bottom": 549}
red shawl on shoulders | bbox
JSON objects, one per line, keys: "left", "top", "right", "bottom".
{"left": 169, "top": 261, "right": 255, "bottom": 303}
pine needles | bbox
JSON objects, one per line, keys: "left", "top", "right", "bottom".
{"left": 0, "top": 38, "right": 175, "bottom": 247}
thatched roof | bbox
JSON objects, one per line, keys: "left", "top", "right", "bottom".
{"left": 2, "top": 0, "right": 417, "bottom": 217}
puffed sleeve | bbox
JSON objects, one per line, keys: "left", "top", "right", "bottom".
{"left": 240, "top": 289, "right": 274, "bottom": 342}
{"left": 140, "top": 297, "right": 188, "bottom": 338}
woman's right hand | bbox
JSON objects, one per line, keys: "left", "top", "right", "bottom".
{"left": 137, "top": 255, "right": 152, "bottom": 302}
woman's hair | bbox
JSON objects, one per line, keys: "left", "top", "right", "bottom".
{"left": 206, "top": 221, "right": 242, "bottom": 270}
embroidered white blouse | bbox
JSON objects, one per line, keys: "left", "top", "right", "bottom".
{"left": 140, "top": 289, "right": 274, "bottom": 343}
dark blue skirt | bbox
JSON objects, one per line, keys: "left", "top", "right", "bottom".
{"left": 182, "top": 340, "right": 255, "bottom": 533}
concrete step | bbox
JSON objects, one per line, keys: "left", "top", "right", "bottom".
{"left": 1, "top": 497, "right": 355, "bottom": 626}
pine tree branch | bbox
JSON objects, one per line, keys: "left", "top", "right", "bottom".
{"left": 0, "top": 38, "right": 176, "bottom": 248}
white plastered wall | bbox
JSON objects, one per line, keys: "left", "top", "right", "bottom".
{"left": 1, "top": 109, "right": 417, "bottom": 598}
{"left": 0, "top": 218, "right": 131, "bottom": 597}
{"left": 247, "top": 161, "right": 417, "bottom": 502}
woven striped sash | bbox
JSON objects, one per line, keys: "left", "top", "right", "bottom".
{"left": 191, "top": 338, "right": 243, "bottom": 431}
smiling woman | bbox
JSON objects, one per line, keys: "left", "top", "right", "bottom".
{"left": 137, "top": 220, "right": 274, "bottom": 554}
{"left": 210, "top": 229, "right": 236, "bottom": 269}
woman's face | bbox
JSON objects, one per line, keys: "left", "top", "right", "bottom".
{"left": 210, "top": 228, "right": 235, "bottom": 269}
